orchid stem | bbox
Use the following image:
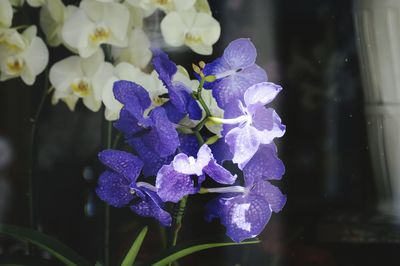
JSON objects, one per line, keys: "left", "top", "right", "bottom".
{"left": 171, "top": 196, "right": 188, "bottom": 246}
{"left": 27, "top": 68, "right": 51, "bottom": 253}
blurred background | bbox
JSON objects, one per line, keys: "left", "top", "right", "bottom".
{"left": 1, "top": 0, "right": 399, "bottom": 265}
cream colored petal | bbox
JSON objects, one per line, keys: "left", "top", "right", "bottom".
{"left": 23, "top": 36, "right": 49, "bottom": 76}
{"left": 104, "top": 2, "right": 130, "bottom": 42}
{"left": 173, "top": 0, "right": 195, "bottom": 11}
{"left": 49, "top": 56, "right": 82, "bottom": 92}
{"left": 192, "top": 12, "right": 220, "bottom": 45}
{"left": 83, "top": 93, "right": 102, "bottom": 112}
{"left": 21, "top": 26, "right": 38, "bottom": 43}
{"left": 0, "top": 0, "right": 13, "bottom": 28}
{"left": 91, "top": 61, "right": 114, "bottom": 101}
{"left": 81, "top": 49, "right": 104, "bottom": 77}
{"left": 20, "top": 65, "right": 35, "bottom": 85}
{"left": 102, "top": 76, "right": 122, "bottom": 121}
{"left": 160, "top": 11, "right": 186, "bottom": 46}
{"left": 62, "top": 8, "right": 93, "bottom": 55}
{"left": 27, "top": 0, "right": 46, "bottom": 7}
{"left": 187, "top": 43, "right": 212, "bottom": 55}
{"left": 39, "top": 0, "right": 65, "bottom": 46}
{"left": 195, "top": 0, "right": 211, "bottom": 14}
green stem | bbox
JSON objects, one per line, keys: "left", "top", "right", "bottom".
{"left": 27, "top": 69, "right": 52, "bottom": 253}
{"left": 171, "top": 196, "right": 188, "bottom": 247}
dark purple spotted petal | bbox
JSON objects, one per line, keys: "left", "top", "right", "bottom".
{"left": 206, "top": 193, "right": 272, "bottom": 243}
{"left": 114, "top": 109, "right": 142, "bottom": 136}
{"left": 251, "top": 181, "right": 286, "bottom": 213}
{"left": 203, "top": 160, "right": 236, "bottom": 185}
{"left": 96, "top": 170, "right": 133, "bottom": 208}
{"left": 243, "top": 144, "right": 285, "bottom": 185}
{"left": 225, "top": 126, "right": 260, "bottom": 169}
{"left": 209, "top": 139, "right": 233, "bottom": 164}
{"left": 141, "top": 107, "right": 179, "bottom": 157}
{"left": 128, "top": 138, "right": 174, "bottom": 177}
{"left": 130, "top": 186, "right": 172, "bottom": 226}
{"left": 98, "top": 149, "right": 143, "bottom": 183}
{"left": 163, "top": 102, "right": 186, "bottom": 123}
{"left": 156, "top": 164, "right": 197, "bottom": 202}
{"left": 179, "top": 134, "right": 200, "bottom": 157}
{"left": 152, "top": 49, "right": 177, "bottom": 87}
{"left": 113, "top": 80, "right": 151, "bottom": 118}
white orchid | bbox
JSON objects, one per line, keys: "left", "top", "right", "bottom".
{"left": 0, "top": 26, "right": 49, "bottom": 85}
{"left": 49, "top": 50, "right": 114, "bottom": 112}
{"left": 102, "top": 62, "right": 168, "bottom": 120}
{"left": 161, "top": 9, "right": 220, "bottom": 55}
{"left": 62, "top": 0, "right": 130, "bottom": 58}
{"left": 112, "top": 28, "right": 152, "bottom": 69}
{"left": 0, "top": 0, "right": 13, "bottom": 28}
{"left": 39, "top": 0, "right": 78, "bottom": 47}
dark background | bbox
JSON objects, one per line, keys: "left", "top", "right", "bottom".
{"left": 0, "top": 0, "right": 398, "bottom": 265}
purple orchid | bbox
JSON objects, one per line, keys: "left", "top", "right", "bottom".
{"left": 152, "top": 49, "right": 202, "bottom": 123}
{"left": 203, "top": 38, "right": 268, "bottom": 108}
{"left": 96, "top": 149, "right": 172, "bottom": 226}
{"left": 112, "top": 80, "right": 180, "bottom": 175}
{"left": 217, "top": 82, "right": 286, "bottom": 169}
{"left": 205, "top": 180, "right": 286, "bottom": 243}
{"left": 156, "top": 144, "right": 237, "bottom": 203}
{"left": 243, "top": 143, "right": 285, "bottom": 185}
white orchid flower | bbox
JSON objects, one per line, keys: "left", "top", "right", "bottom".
{"left": 112, "top": 28, "right": 152, "bottom": 69}
{"left": 0, "top": 26, "right": 49, "bottom": 85}
{"left": 0, "top": 0, "right": 13, "bottom": 28}
{"left": 62, "top": 0, "right": 130, "bottom": 58}
{"left": 50, "top": 50, "right": 114, "bottom": 112}
{"left": 161, "top": 9, "right": 220, "bottom": 55}
{"left": 201, "top": 89, "right": 223, "bottom": 135}
{"left": 102, "top": 62, "right": 168, "bottom": 120}
{"left": 40, "top": 0, "right": 78, "bottom": 47}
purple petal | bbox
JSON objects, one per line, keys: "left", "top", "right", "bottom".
{"left": 142, "top": 107, "right": 179, "bottom": 157}
{"left": 167, "top": 83, "right": 187, "bottom": 114}
{"left": 243, "top": 144, "right": 285, "bottom": 185}
{"left": 96, "top": 170, "right": 133, "bottom": 207}
{"left": 253, "top": 108, "right": 286, "bottom": 144}
{"left": 209, "top": 139, "right": 233, "bottom": 164}
{"left": 186, "top": 93, "right": 202, "bottom": 120}
{"left": 251, "top": 181, "right": 286, "bottom": 213}
{"left": 225, "top": 126, "right": 260, "bottom": 169}
{"left": 211, "top": 64, "right": 267, "bottom": 108}
{"left": 128, "top": 138, "right": 174, "bottom": 177}
{"left": 114, "top": 109, "right": 142, "bottom": 136}
{"left": 244, "top": 82, "right": 282, "bottom": 106}
{"left": 208, "top": 194, "right": 272, "bottom": 243}
{"left": 98, "top": 149, "right": 143, "bottom": 183}
{"left": 223, "top": 38, "right": 257, "bottom": 69}
{"left": 152, "top": 49, "right": 177, "bottom": 86}
{"left": 204, "top": 161, "right": 236, "bottom": 185}
{"left": 179, "top": 134, "right": 200, "bottom": 157}
{"left": 156, "top": 164, "right": 196, "bottom": 202}
{"left": 163, "top": 102, "right": 186, "bottom": 123}
{"left": 130, "top": 187, "right": 172, "bottom": 226}
{"left": 113, "top": 80, "right": 151, "bottom": 112}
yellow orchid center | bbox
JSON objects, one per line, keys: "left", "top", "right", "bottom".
{"left": 89, "top": 26, "right": 110, "bottom": 44}
{"left": 0, "top": 33, "right": 24, "bottom": 52}
{"left": 152, "top": 96, "right": 167, "bottom": 106}
{"left": 185, "top": 33, "right": 202, "bottom": 45}
{"left": 71, "top": 80, "right": 91, "bottom": 97}
{"left": 154, "top": 0, "right": 171, "bottom": 6}
{"left": 5, "top": 57, "right": 25, "bottom": 75}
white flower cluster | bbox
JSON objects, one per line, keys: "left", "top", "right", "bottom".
{"left": 0, "top": 0, "right": 220, "bottom": 120}
{"left": 0, "top": 0, "right": 48, "bottom": 85}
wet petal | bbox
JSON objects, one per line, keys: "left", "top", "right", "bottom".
{"left": 156, "top": 164, "right": 196, "bottom": 202}
{"left": 243, "top": 144, "right": 285, "bottom": 185}
{"left": 252, "top": 181, "right": 286, "bottom": 213}
{"left": 98, "top": 149, "right": 143, "bottom": 182}
{"left": 244, "top": 82, "right": 282, "bottom": 106}
{"left": 96, "top": 170, "right": 133, "bottom": 207}
{"left": 223, "top": 38, "right": 256, "bottom": 69}
{"left": 130, "top": 187, "right": 172, "bottom": 226}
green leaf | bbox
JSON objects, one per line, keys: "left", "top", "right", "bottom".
{"left": 120, "top": 226, "right": 148, "bottom": 266}
{"left": 0, "top": 224, "right": 91, "bottom": 266}
{"left": 150, "top": 238, "right": 260, "bottom": 266}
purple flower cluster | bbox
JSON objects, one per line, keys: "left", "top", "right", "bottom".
{"left": 96, "top": 38, "right": 286, "bottom": 242}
